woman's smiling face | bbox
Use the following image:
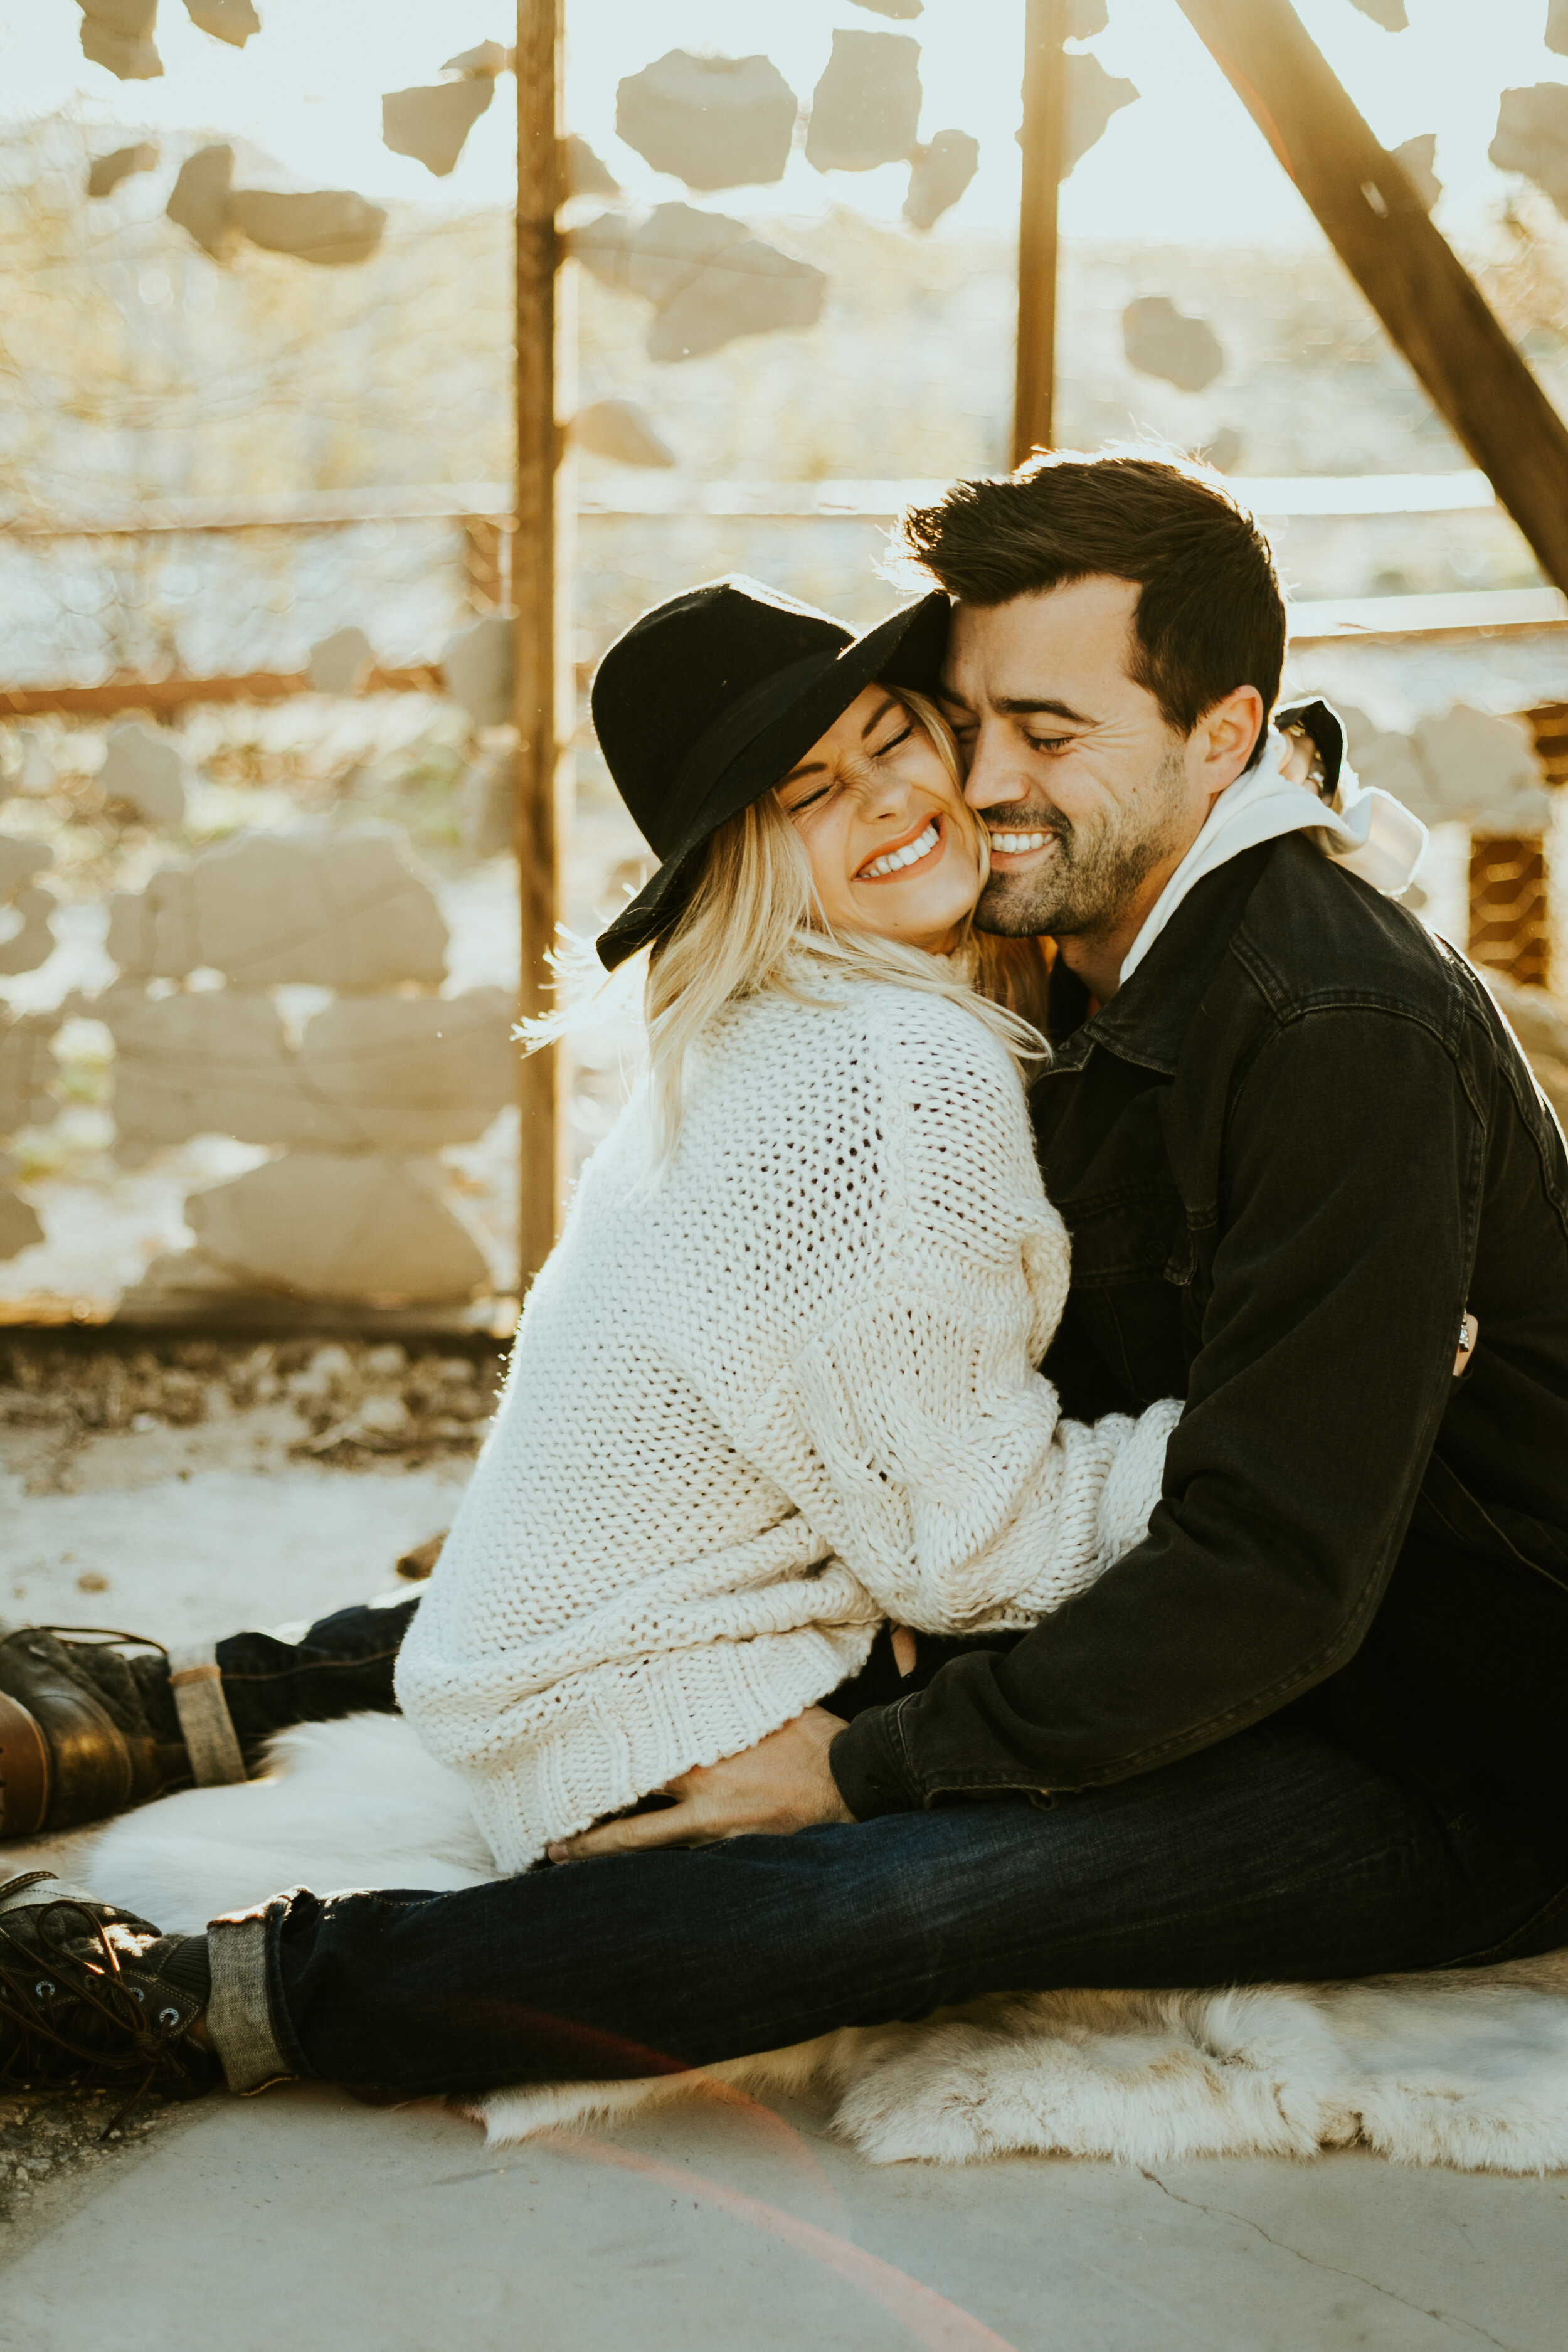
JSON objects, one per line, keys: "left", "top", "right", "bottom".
{"left": 773, "top": 687, "right": 983, "bottom": 952}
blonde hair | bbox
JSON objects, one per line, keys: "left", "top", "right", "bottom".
{"left": 528, "top": 690, "right": 1056, "bottom": 1166}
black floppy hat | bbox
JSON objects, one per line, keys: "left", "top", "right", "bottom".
{"left": 593, "top": 577, "right": 951, "bottom": 970}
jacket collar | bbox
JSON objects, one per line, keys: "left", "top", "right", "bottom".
{"left": 1041, "top": 844, "right": 1271, "bottom": 1079}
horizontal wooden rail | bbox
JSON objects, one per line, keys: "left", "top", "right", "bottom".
{"left": 0, "top": 664, "right": 443, "bottom": 719}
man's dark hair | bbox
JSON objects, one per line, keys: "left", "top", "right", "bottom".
{"left": 899, "top": 451, "right": 1286, "bottom": 744}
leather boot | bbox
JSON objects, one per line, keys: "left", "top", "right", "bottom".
{"left": 0, "top": 1631, "right": 182, "bottom": 1838}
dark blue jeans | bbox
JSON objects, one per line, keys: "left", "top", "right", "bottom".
{"left": 254, "top": 1717, "right": 1568, "bottom": 2100}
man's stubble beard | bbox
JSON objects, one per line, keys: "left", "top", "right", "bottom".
{"left": 973, "top": 743, "right": 1192, "bottom": 945}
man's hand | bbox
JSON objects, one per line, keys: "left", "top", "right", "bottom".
{"left": 547, "top": 1707, "right": 854, "bottom": 1863}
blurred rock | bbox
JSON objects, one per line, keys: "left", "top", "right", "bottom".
{"left": 443, "top": 612, "right": 514, "bottom": 728}
{"left": 1552, "top": 0, "right": 1568, "bottom": 58}
{"left": 101, "top": 985, "right": 512, "bottom": 1151}
{"left": 106, "top": 832, "right": 450, "bottom": 988}
{"left": 851, "top": 0, "right": 922, "bottom": 15}
{"left": 0, "top": 840, "right": 57, "bottom": 980}
{"left": 625, "top": 203, "right": 750, "bottom": 306}
{"left": 1064, "top": 53, "right": 1140, "bottom": 176}
{"left": 1411, "top": 704, "right": 1552, "bottom": 830}
{"left": 649, "top": 238, "right": 825, "bottom": 361}
{"left": 0, "top": 891, "right": 56, "bottom": 978}
{"left": 571, "top": 398, "right": 676, "bottom": 468}
{"left": 87, "top": 140, "right": 159, "bottom": 198}
{"left": 442, "top": 39, "right": 509, "bottom": 76}
{"left": 104, "top": 867, "right": 200, "bottom": 978}
{"left": 1392, "top": 132, "right": 1440, "bottom": 214}
{"left": 0, "top": 837, "right": 53, "bottom": 902}
{"left": 1066, "top": 0, "right": 1110, "bottom": 31}
{"left": 7, "top": 734, "right": 57, "bottom": 798}
{"left": 1483, "top": 972, "right": 1568, "bottom": 1126}
{"left": 103, "top": 990, "right": 302, "bottom": 1145}
{"left": 460, "top": 749, "right": 516, "bottom": 860}
{"left": 77, "top": 1, "right": 162, "bottom": 80}
{"left": 1348, "top": 0, "right": 1407, "bottom": 25}
{"left": 1348, "top": 727, "right": 1428, "bottom": 809}
{"left": 1491, "top": 85, "right": 1568, "bottom": 218}
{"left": 383, "top": 80, "right": 494, "bottom": 178}
{"left": 307, "top": 625, "right": 375, "bottom": 694}
{"left": 0, "top": 1185, "right": 43, "bottom": 1263}
{"left": 166, "top": 142, "right": 237, "bottom": 260}
{"left": 1123, "top": 294, "right": 1225, "bottom": 393}
{"left": 0, "top": 1012, "right": 58, "bottom": 1132}
{"left": 806, "top": 30, "right": 922, "bottom": 174}
{"left": 99, "top": 719, "right": 187, "bottom": 825}
{"left": 1199, "top": 425, "right": 1243, "bottom": 474}
{"left": 296, "top": 990, "right": 515, "bottom": 1150}
{"left": 186, "top": 1154, "right": 490, "bottom": 1302}
{"left": 565, "top": 135, "right": 620, "bottom": 199}
{"left": 903, "top": 129, "right": 978, "bottom": 231}
{"left": 183, "top": 0, "right": 259, "bottom": 44}
{"left": 228, "top": 188, "right": 387, "bottom": 267}
{"left": 616, "top": 50, "right": 798, "bottom": 191}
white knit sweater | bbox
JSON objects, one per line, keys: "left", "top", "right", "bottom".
{"left": 395, "top": 969, "right": 1177, "bottom": 1869}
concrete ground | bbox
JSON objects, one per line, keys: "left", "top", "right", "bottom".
{"left": 3, "top": 1398, "right": 1565, "bottom": 2351}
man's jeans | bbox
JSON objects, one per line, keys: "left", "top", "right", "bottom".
{"left": 223, "top": 1710, "right": 1568, "bottom": 2101}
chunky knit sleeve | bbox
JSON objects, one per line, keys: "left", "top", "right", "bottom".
{"left": 704, "top": 992, "right": 1180, "bottom": 1633}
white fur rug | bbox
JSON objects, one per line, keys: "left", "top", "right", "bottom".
{"left": 87, "top": 1713, "right": 1568, "bottom": 2173}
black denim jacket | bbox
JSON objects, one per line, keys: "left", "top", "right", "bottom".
{"left": 830, "top": 827, "right": 1568, "bottom": 1823}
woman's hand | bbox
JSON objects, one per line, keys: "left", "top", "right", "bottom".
{"left": 547, "top": 1707, "right": 854, "bottom": 1863}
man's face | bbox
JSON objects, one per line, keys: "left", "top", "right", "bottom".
{"left": 941, "top": 578, "right": 1222, "bottom": 943}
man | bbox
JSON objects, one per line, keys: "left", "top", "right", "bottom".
{"left": 4, "top": 452, "right": 1567, "bottom": 2108}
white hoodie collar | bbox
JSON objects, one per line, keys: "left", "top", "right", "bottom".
{"left": 1116, "top": 728, "right": 1428, "bottom": 987}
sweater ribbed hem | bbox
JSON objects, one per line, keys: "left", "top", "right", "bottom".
{"left": 462, "top": 1624, "right": 877, "bottom": 1871}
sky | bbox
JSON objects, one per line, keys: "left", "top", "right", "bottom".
{"left": 0, "top": 0, "right": 1564, "bottom": 247}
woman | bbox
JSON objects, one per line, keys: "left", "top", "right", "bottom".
{"left": 392, "top": 577, "right": 1180, "bottom": 1873}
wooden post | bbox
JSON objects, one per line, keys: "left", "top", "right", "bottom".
{"left": 1173, "top": 0, "right": 1568, "bottom": 598}
{"left": 1014, "top": 0, "right": 1067, "bottom": 467}
{"left": 514, "top": 0, "right": 569, "bottom": 1290}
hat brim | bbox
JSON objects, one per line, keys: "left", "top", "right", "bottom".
{"left": 595, "top": 590, "right": 951, "bottom": 970}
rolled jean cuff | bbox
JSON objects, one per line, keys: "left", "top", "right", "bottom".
{"left": 206, "top": 1903, "right": 297, "bottom": 2093}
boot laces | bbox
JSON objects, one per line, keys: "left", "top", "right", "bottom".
{"left": 0, "top": 1887, "right": 203, "bottom": 2129}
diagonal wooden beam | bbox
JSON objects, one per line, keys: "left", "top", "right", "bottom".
{"left": 1173, "top": 0, "right": 1568, "bottom": 597}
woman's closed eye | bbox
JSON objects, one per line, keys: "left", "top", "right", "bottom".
{"left": 872, "top": 722, "right": 914, "bottom": 759}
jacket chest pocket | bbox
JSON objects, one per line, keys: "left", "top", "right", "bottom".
{"left": 1055, "top": 1185, "right": 1198, "bottom": 1408}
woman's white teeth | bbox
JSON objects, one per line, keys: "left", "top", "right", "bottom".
{"left": 990, "top": 830, "right": 1049, "bottom": 854}
{"left": 861, "top": 821, "right": 938, "bottom": 879}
